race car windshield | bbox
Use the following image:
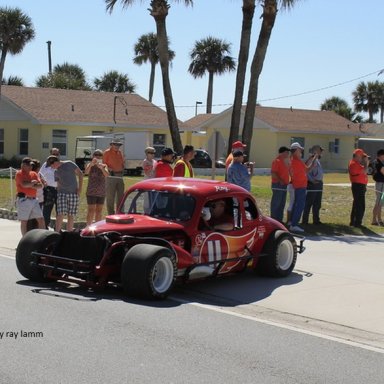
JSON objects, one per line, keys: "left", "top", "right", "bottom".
{"left": 121, "top": 190, "right": 196, "bottom": 222}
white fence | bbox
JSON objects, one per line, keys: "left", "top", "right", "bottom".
{"left": 0, "top": 167, "right": 17, "bottom": 209}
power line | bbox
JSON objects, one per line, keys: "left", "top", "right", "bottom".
{"left": 161, "top": 68, "right": 384, "bottom": 109}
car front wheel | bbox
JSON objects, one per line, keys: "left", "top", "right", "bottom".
{"left": 121, "top": 244, "right": 176, "bottom": 299}
{"left": 16, "top": 229, "right": 61, "bottom": 282}
{"left": 257, "top": 232, "right": 297, "bottom": 277}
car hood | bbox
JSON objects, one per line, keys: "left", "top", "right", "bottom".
{"left": 81, "top": 214, "right": 185, "bottom": 236}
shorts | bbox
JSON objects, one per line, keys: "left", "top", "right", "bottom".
{"left": 375, "top": 182, "right": 384, "bottom": 206}
{"left": 57, "top": 192, "right": 79, "bottom": 216}
{"left": 17, "top": 197, "right": 43, "bottom": 221}
{"left": 86, "top": 195, "right": 105, "bottom": 205}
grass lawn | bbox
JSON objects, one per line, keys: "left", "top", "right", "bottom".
{"left": 1, "top": 172, "right": 383, "bottom": 236}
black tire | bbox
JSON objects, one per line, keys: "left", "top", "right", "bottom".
{"left": 16, "top": 229, "right": 61, "bottom": 282}
{"left": 121, "top": 244, "right": 177, "bottom": 299}
{"left": 257, "top": 232, "right": 297, "bottom": 277}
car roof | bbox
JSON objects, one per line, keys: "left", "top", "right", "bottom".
{"left": 127, "top": 177, "right": 250, "bottom": 200}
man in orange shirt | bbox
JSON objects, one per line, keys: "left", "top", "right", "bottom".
{"left": 348, "top": 148, "right": 369, "bottom": 227}
{"left": 270, "top": 146, "right": 290, "bottom": 222}
{"left": 155, "top": 148, "right": 175, "bottom": 177}
{"left": 15, "top": 157, "right": 45, "bottom": 235}
{"left": 103, "top": 140, "right": 125, "bottom": 215}
{"left": 289, "top": 142, "right": 317, "bottom": 233}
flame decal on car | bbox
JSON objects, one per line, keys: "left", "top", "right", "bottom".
{"left": 199, "top": 229, "right": 257, "bottom": 273}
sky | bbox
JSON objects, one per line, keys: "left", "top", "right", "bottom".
{"left": 2, "top": 0, "right": 384, "bottom": 122}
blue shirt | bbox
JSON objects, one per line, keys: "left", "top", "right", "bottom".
{"left": 227, "top": 162, "right": 251, "bottom": 191}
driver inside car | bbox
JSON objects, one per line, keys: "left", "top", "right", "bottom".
{"left": 202, "top": 199, "right": 234, "bottom": 231}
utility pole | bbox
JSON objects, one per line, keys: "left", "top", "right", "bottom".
{"left": 46, "top": 41, "right": 52, "bottom": 74}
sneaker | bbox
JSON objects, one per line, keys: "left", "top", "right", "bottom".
{"left": 290, "top": 225, "right": 304, "bottom": 233}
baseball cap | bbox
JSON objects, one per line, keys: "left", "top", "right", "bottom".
{"left": 161, "top": 147, "right": 175, "bottom": 156}
{"left": 311, "top": 145, "right": 324, "bottom": 152}
{"left": 353, "top": 148, "right": 367, "bottom": 156}
{"left": 233, "top": 150, "right": 245, "bottom": 158}
{"left": 278, "top": 146, "right": 290, "bottom": 153}
{"left": 290, "top": 142, "right": 304, "bottom": 150}
{"left": 21, "top": 157, "right": 33, "bottom": 165}
{"left": 110, "top": 139, "right": 122, "bottom": 146}
{"left": 232, "top": 141, "right": 246, "bottom": 149}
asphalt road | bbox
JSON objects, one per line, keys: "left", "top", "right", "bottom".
{"left": 1, "top": 231, "right": 384, "bottom": 383}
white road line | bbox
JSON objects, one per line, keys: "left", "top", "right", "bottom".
{"left": 0, "top": 253, "right": 15, "bottom": 260}
{"left": 170, "top": 296, "right": 384, "bottom": 355}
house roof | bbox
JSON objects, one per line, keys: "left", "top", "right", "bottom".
{"left": 186, "top": 105, "right": 361, "bottom": 136}
{"left": 254, "top": 106, "right": 360, "bottom": 135}
{"left": 183, "top": 113, "right": 216, "bottom": 128}
{"left": 1, "top": 85, "right": 178, "bottom": 128}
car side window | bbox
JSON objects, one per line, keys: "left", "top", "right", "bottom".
{"left": 244, "top": 198, "right": 258, "bottom": 221}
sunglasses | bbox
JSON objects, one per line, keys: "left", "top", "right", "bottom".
{"left": 94, "top": 154, "right": 103, "bottom": 157}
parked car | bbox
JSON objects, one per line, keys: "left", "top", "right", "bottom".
{"left": 16, "top": 178, "right": 304, "bottom": 299}
{"left": 190, "top": 149, "right": 226, "bottom": 168}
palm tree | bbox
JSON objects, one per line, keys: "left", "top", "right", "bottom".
{"left": 133, "top": 32, "right": 175, "bottom": 102}
{"left": 352, "top": 81, "right": 379, "bottom": 123}
{"left": 106, "top": 0, "right": 193, "bottom": 154}
{"left": 2, "top": 75, "right": 24, "bottom": 86}
{"left": 228, "top": 0, "right": 256, "bottom": 153}
{"left": 94, "top": 70, "right": 136, "bottom": 93}
{"left": 372, "top": 81, "right": 384, "bottom": 123}
{"left": 0, "top": 6, "right": 35, "bottom": 96}
{"left": 242, "top": 0, "right": 298, "bottom": 155}
{"left": 36, "top": 62, "right": 91, "bottom": 90}
{"left": 188, "top": 36, "right": 236, "bottom": 114}
{"left": 320, "top": 96, "right": 356, "bottom": 121}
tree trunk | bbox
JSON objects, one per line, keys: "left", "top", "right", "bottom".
{"left": 151, "top": 3, "right": 183, "bottom": 154}
{"left": 206, "top": 71, "right": 214, "bottom": 114}
{"left": 149, "top": 61, "right": 156, "bottom": 102}
{"left": 242, "top": 0, "right": 277, "bottom": 158}
{"left": 0, "top": 49, "right": 7, "bottom": 97}
{"left": 228, "top": 0, "right": 255, "bottom": 155}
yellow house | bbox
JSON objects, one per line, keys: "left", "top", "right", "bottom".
{"left": 0, "top": 85, "right": 184, "bottom": 162}
{"left": 185, "top": 106, "right": 365, "bottom": 170}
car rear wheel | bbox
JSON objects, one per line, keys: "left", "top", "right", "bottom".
{"left": 16, "top": 229, "right": 61, "bottom": 282}
{"left": 121, "top": 244, "right": 176, "bottom": 299}
{"left": 257, "top": 232, "right": 297, "bottom": 277}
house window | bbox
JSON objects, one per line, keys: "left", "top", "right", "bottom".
{"left": 52, "top": 129, "right": 67, "bottom": 156}
{"left": 19, "top": 128, "right": 28, "bottom": 155}
{"left": 334, "top": 138, "right": 340, "bottom": 154}
{"left": 92, "top": 130, "right": 106, "bottom": 136}
{"left": 0, "top": 129, "right": 4, "bottom": 155}
{"left": 153, "top": 134, "right": 166, "bottom": 158}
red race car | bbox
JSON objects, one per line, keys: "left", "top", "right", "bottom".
{"left": 16, "top": 178, "right": 304, "bottom": 299}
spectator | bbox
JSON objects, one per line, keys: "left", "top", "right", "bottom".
{"left": 227, "top": 150, "right": 253, "bottom": 192}
{"left": 348, "top": 148, "right": 369, "bottom": 228}
{"left": 270, "top": 146, "right": 291, "bottom": 222}
{"left": 225, "top": 141, "right": 246, "bottom": 180}
{"left": 15, "top": 157, "right": 45, "bottom": 235}
{"left": 103, "top": 139, "right": 125, "bottom": 215}
{"left": 142, "top": 146, "right": 157, "bottom": 179}
{"left": 289, "top": 142, "right": 317, "bottom": 233}
{"left": 47, "top": 155, "right": 83, "bottom": 232}
{"left": 371, "top": 149, "right": 384, "bottom": 225}
{"left": 302, "top": 145, "right": 324, "bottom": 225}
{"left": 31, "top": 159, "right": 44, "bottom": 208}
{"left": 173, "top": 145, "right": 195, "bottom": 177}
{"left": 225, "top": 141, "right": 246, "bottom": 169}
{"left": 155, "top": 148, "right": 175, "bottom": 177}
{"left": 84, "top": 149, "right": 109, "bottom": 226}
{"left": 39, "top": 147, "right": 60, "bottom": 228}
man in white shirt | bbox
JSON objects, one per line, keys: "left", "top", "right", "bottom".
{"left": 39, "top": 147, "right": 60, "bottom": 228}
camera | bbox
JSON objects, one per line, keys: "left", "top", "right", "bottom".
{"left": 96, "top": 159, "right": 103, "bottom": 164}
